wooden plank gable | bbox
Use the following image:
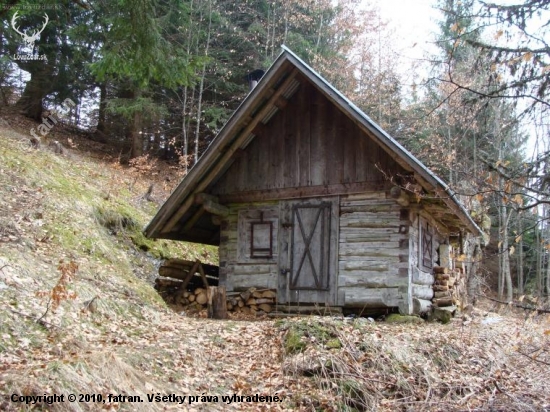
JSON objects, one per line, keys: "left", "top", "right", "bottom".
{"left": 210, "top": 80, "right": 404, "bottom": 200}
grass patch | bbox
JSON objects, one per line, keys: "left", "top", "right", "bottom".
{"left": 94, "top": 205, "right": 139, "bottom": 233}
{"left": 282, "top": 319, "right": 339, "bottom": 354}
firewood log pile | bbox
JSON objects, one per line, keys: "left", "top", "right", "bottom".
{"left": 156, "top": 278, "right": 276, "bottom": 315}
{"left": 432, "top": 266, "right": 465, "bottom": 309}
{"left": 226, "top": 288, "right": 277, "bottom": 315}
{"left": 154, "top": 258, "right": 276, "bottom": 315}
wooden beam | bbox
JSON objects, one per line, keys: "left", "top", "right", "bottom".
{"left": 274, "top": 96, "right": 288, "bottom": 109}
{"left": 219, "top": 181, "right": 384, "bottom": 203}
{"left": 183, "top": 207, "right": 205, "bottom": 231}
{"left": 194, "top": 192, "right": 219, "bottom": 205}
{"left": 162, "top": 68, "right": 300, "bottom": 233}
{"left": 203, "top": 199, "right": 229, "bottom": 217}
{"left": 389, "top": 186, "right": 410, "bottom": 206}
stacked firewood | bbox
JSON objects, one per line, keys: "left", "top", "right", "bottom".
{"left": 154, "top": 258, "right": 218, "bottom": 306}
{"left": 155, "top": 277, "right": 277, "bottom": 315}
{"left": 226, "top": 288, "right": 277, "bottom": 315}
{"left": 184, "top": 287, "right": 276, "bottom": 315}
{"left": 432, "top": 266, "right": 465, "bottom": 309}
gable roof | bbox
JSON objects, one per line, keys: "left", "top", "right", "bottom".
{"left": 145, "top": 46, "right": 482, "bottom": 244}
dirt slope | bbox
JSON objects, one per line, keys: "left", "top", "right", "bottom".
{"left": 0, "top": 116, "right": 549, "bottom": 412}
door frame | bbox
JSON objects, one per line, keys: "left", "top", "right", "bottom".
{"left": 278, "top": 196, "right": 339, "bottom": 305}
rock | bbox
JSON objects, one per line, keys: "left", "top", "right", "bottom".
{"left": 429, "top": 307, "right": 453, "bottom": 324}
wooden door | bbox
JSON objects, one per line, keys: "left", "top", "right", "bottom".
{"left": 278, "top": 198, "right": 338, "bottom": 305}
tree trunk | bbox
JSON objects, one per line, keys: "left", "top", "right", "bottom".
{"left": 517, "top": 211, "right": 524, "bottom": 294}
{"left": 193, "top": 0, "right": 212, "bottom": 165}
{"left": 129, "top": 89, "right": 143, "bottom": 159}
{"left": 16, "top": 68, "right": 49, "bottom": 120}
{"left": 536, "top": 221, "right": 542, "bottom": 296}
{"left": 502, "top": 205, "right": 513, "bottom": 301}
{"left": 95, "top": 82, "right": 108, "bottom": 138}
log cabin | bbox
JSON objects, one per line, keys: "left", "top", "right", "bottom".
{"left": 145, "top": 46, "right": 483, "bottom": 315}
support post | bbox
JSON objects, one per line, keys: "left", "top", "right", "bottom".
{"left": 207, "top": 286, "right": 228, "bottom": 319}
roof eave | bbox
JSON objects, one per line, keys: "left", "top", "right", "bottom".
{"left": 145, "top": 52, "right": 293, "bottom": 239}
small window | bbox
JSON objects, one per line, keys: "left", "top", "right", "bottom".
{"left": 237, "top": 208, "right": 278, "bottom": 262}
{"left": 250, "top": 218, "right": 273, "bottom": 258}
{"left": 421, "top": 220, "right": 433, "bottom": 270}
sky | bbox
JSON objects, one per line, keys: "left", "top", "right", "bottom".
{"left": 375, "top": 0, "right": 441, "bottom": 64}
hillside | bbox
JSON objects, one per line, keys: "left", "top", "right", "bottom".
{"left": 0, "top": 116, "right": 549, "bottom": 412}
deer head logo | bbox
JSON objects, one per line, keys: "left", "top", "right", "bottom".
{"left": 11, "top": 12, "right": 49, "bottom": 51}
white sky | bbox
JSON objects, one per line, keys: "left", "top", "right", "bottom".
{"left": 376, "top": 0, "right": 441, "bottom": 63}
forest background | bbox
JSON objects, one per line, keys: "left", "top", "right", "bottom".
{"left": 1, "top": 0, "right": 549, "bottom": 303}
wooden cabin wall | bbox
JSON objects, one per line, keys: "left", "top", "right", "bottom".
{"left": 219, "top": 202, "right": 279, "bottom": 291}
{"left": 337, "top": 192, "right": 410, "bottom": 312}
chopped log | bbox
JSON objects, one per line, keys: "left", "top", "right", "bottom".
{"left": 188, "top": 294, "right": 196, "bottom": 302}
{"left": 412, "top": 298, "right": 432, "bottom": 314}
{"left": 434, "top": 291, "right": 451, "bottom": 299}
{"left": 252, "top": 290, "right": 264, "bottom": 298}
{"left": 261, "top": 290, "right": 277, "bottom": 298}
{"left": 237, "top": 299, "right": 244, "bottom": 308}
{"left": 195, "top": 287, "right": 206, "bottom": 295}
{"left": 435, "top": 273, "right": 450, "bottom": 280}
{"left": 258, "top": 303, "right": 272, "bottom": 313}
{"left": 196, "top": 292, "right": 207, "bottom": 305}
{"left": 433, "top": 284, "right": 449, "bottom": 292}
{"left": 246, "top": 298, "right": 256, "bottom": 306}
{"left": 207, "top": 286, "right": 228, "bottom": 319}
{"left": 435, "top": 279, "right": 448, "bottom": 287}
{"left": 254, "top": 298, "right": 275, "bottom": 305}
{"left": 447, "top": 276, "right": 457, "bottom": 287}
{"left": 433, "top": 297, "right": 454, "bottom": 307}
{"left": 240, "top": 288, "right": 254, "bottom": 301}
{"left": 433, "top": 266, "right": 449, "bottom": 274}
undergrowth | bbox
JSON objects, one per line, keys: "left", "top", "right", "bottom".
{"left": 278, "top": 316, "right": 550, "bottom": 411}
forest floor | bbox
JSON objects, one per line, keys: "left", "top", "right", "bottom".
{"left": 0, "top": 114, "right": 549, "bottom": 412}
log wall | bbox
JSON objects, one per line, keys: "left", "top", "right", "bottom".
{"left": 219, "top": 202, "right": 279, "bottom": 291}
{"left": 337, "top": 192, "right": 410, "bottom": 311}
